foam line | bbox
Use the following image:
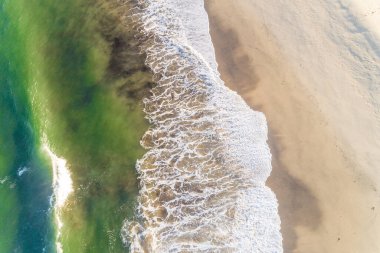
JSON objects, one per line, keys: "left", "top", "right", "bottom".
{"left": 44, "top": 143, "right": 73, "bottom": 253}
{"left": 122, "top": 1, "right": 283, "bottom": 252}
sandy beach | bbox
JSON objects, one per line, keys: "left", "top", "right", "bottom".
{"left": 206, "top": 1, "right": 380, "bottom": 252}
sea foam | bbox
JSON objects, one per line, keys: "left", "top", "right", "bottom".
{"left": 44, "top": 143, "right": 73, "bottom": 253}
{"left": 122, "top": 0, "right": 283, "bottom": 252}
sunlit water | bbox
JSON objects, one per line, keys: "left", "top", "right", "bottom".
{"left": 123, "top": 1, "right": 282, "bottom": 252}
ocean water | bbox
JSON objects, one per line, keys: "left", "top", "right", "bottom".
{"left": 0, "top": 4, "right": 55, "bottom": 252}
{"left": 1, "top": 0, "right": 150, "bottom": 252}
{"left": 1, "top": 0, "right": 282, "bottom": 252}
{"left": 123, "top": 0, "right": 283, "bottom": 252}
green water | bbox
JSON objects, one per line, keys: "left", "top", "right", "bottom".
{"left": 0, "top": 0, "right": 151, "bottom": 252}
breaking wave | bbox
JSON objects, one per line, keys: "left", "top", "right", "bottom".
{"left": 122, "top": 0, "right": 283, "bottom": 252}
{"left": 44, "top": 142, "right": 73, "bottom": 253}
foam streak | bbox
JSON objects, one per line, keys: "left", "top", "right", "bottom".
{"left": 44, "top": 143, "right": 73, "bottom": 253}
{"left": 123, "top": 1, "right": 283, "bottom": 252}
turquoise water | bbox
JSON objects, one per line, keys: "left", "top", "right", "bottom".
{"left": 0, "top": 0, "right": 151, "bottom": 251}
{"left": 0, "top": 4, "right": 54, "bottom": 251}
{"left": 0, "top": 50, "right": 55, "bottom": 253}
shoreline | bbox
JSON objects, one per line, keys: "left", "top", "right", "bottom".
{"left": 125, "top": 1, "right": 282, "bottom": 251}
{"left": 205, "top": 1, "right": 380, "bottom": 252}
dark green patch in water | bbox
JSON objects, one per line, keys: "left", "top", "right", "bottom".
{"left": 1, "top": 0, "right": 152, "bottom": 252}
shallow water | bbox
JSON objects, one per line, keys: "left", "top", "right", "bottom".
{"left": 124, "top": 1, "right": 282, "bottom": 252}
{"left": 2, "top": 1, "right": 283, "bottom": 252}
{"left": 1, "top": 0, "right": 151, "bottom": 252}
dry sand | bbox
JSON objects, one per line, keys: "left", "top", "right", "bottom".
{"left": 205, "top": 1, "right": 380, "bottom": 252}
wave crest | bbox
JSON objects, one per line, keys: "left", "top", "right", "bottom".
{"left": 123, "top": 1, "right": 283, "bottom": 252}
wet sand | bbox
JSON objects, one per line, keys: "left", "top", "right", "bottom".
{"left": 205, "top": 1, "right": 380, "bottom": 252}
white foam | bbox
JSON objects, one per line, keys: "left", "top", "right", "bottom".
{"left": 43, "top": 143, "right": 73, "bottom": 253}
{"left": 17, "top": 166, "right": 29, "bottom": 177}
{"left": 165, "top": 0, "right": 219, "bottom": 72}
{"left": 122, "top": 0, "right": 282, "bottom": 252}
{"left": 0, "top": 176, "right": 8, "bottom": 184}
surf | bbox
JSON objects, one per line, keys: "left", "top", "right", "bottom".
{"left": 122, "top": 0, "right": 283, "bottom": 252}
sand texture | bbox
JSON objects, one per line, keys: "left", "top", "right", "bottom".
{"left": 205, "top": 1, "right": 380, "bottom": 252}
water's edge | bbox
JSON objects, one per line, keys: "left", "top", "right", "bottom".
{"left": 123, "top": 1, "right": 283, "bottom": 252}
